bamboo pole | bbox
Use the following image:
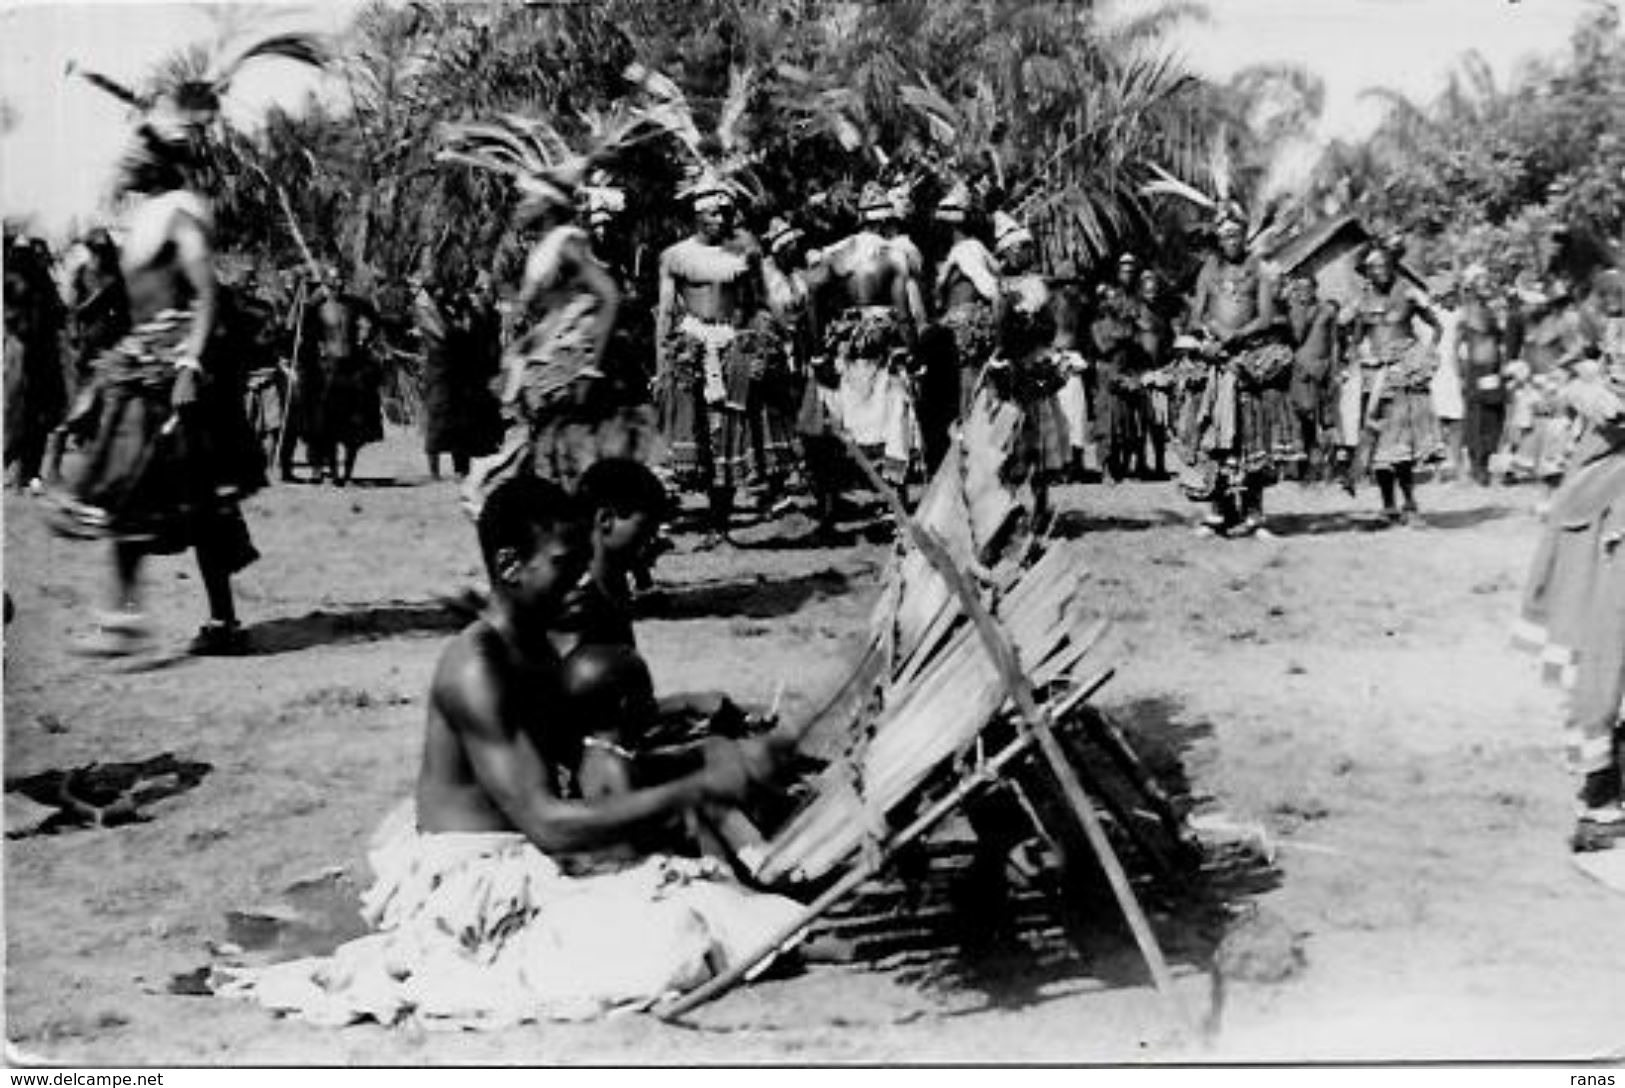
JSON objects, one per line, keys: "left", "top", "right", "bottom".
{"left": 835, "top": 433, "right": 1194, "bottom": 1037}
{"left": 655, "top": 669, "right": 1116, "bottom": 1022}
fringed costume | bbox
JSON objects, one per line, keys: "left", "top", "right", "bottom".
{"left": 1365, "top": 338, "right": 1443, "bottom": 470}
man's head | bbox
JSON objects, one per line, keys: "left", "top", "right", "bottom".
{"left": 1594, "top": 269, "right": 1624, "bottom": 316}
{"left": 691, "top": 181, "right": 735, "bottom": 243}
{"left": 993, "top": 211, "right": 1035, "bottom": 272}
{"left": 1137, "top": 266, "right": 1162, "bottom": 304}
{"left": 1116, "top": 252, "right": 1139, "bottom": 287}
{"left": 1286, "top": 272, "right": 1317, "bottom": 307}
{"left": 477, "top": 476, "right": 590, "bottom": 621}
{"left": 561, "top": 643, "right": 658, "bottom": 746}
{"left": 1361, "top": 244, "right": 1396, "bottom": 290}
{"left": 764, "top": 216, "right": 805, "bottom": 263}
{"left": 859, "top": 181, "right": 895, "bottom": 227}
{"left": 1215, "top": 216, "right": 1245, "bottom": 261}
{"left": 576, "top": 458, "right": 669, "bottom": 573}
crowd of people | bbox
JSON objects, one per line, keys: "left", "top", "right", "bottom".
{"left": 5, "top": 40, "right": 1621, "bottom": 1025}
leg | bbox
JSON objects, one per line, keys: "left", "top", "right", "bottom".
{"left": 341, "top": 443, "right": 359, "bottom": 487}
{"left": 1375, "top": 466, "right": 1399, "bottom": 521}
{"left": 111, "top": 541, "right": 143, "bottom": 614}
{"left": 452, "top": 452, "right": 471, "bottom": 478}
{"left": 1395, "top": 460, "right": 1418, "bottom": 515}
{"left": 427, "top": 452, "right": 441, "bottom": 479}
{"left": 72, "top": 542, "right": 149, "bottom": 656}
{"left": 706, "top": 486, "right": 734, "bottom": 545}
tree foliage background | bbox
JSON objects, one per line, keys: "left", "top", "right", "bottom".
{"left": 143, "top": 0, "right": 1622, "bottom": 325}
{"left": 1302, "top": 0, "right": 1625, "bottom": 287}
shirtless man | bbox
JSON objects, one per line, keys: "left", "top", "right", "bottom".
{"left": 1459, "top": 266, "right": 1509, "bottom": 486}
{"left": 654, "top": 179, "right": 776, "bottom": 544}
{"left": 934, "top": 181, "right": 1003, "bottom": 420}
{"left": 1284, "top": 272, "right": 1342, "bottom": 484}
{"left": 50, "top": 89, "right": 262, "bottom": 655}
{"left": 1187, "top": 210, "right": 1286, "bottom": 536}
{"left": 1132, "top": 267, "right": 1174, "bottom": 480}
{"left": 806, "top": 181, "right": 921, "bottom": 500}
{"left": 419, "top": 475, "right": 778, "bottom": 853}
{"left": 1352, "top": 243, "right": 1441, "bottom": 524}
{"left": 226, "top": 474, "right": 801, "bottom": 1024}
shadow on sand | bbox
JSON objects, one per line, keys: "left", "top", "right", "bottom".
{"left": 640, "top": 567, "right": 861, "bottom": 622}
{"left": 806, "top": 695, "right": 1282, "bottom": 1030}
{"left": 238, "top": 600, "right": 469, "bottom": 655}
{"left": 1268, "top": 502, "right": 1519, "bottom": 537}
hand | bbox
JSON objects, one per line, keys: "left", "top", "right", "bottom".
{"left": 171, "top": 365, "right": 200, "bottom": 410}
{"left": 696, "top": 736, "right": 754, "bottom": 803}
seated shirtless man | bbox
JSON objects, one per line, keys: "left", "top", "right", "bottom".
{"left": 418, "top": 474, "right": 776, "bottom": 854}
{"left": 224, "top": 487, "right": 803, "bottom": 1026}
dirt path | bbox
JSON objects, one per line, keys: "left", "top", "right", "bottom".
{"left": 6, "top": 428, "right": 1623, "bottom": 1063}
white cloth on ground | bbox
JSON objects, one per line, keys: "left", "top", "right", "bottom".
{"left": 215, "top": 800, "right": 804, "bottom": 1029}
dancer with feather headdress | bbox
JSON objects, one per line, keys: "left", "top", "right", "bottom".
{"left": 1182, "top": 204, "right": 1297, "bottom": 538}
{"left": 46, "top": 31, "right": 325, "bottom": 657}
{"left": 636, "top": 65, "right": 796, "bottom": 545}
{"left": 440, "top": 106, "right": 658, "bottom": 516}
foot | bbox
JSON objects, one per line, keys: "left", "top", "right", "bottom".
{"left": 1572, "top": 805, "right": 1625, "bottom": 852}
{"left": 70, "top": 612, "right": 153, "bottom": 658}
{"left": 188, "top": 620, "right": 249, "bottom": 657}
{"left": 1381, "top": 507, "right": 1403, "bottom": 527}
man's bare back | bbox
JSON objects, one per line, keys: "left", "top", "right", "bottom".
{"left": 823, "top": 231, "right": 907, "bottom": 309}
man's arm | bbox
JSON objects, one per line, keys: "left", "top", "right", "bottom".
{"left": 565, "top": 236, "right": 622, "bottom": 369}
{"left": 1187, "top": 263, "right": 1212, "bottom": 336}
{"left": 441, "top": 649, "right": 755, "bottom": 855}
{"left": 654, "top": 247, "right": 677, "bottom": 373}
{"left": 174, "top": 210, "right": 217, "bottom": 367}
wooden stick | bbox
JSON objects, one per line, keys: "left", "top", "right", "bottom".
{"left": 656, "top": 669, "right": 1115, "bottom": 1022}
{"left": 271, "top": 283, "right": 308, "bottom": 474}
{"left": 835, "top": 433, "right": 1194, "bottom": 1036}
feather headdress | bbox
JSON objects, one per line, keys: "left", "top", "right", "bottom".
{"left": 1141, "top": 127, "right": 1273, "bottom": 247}
{"left": 436, "top": 102, "right": 650, "bottom": 215}
{"left": 625, "top": 62, "right": 764, "bottom": 207}
{"left": 71, "top": 31, "right": 327, "bottom": 136}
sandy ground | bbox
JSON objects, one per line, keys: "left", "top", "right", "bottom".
{"left": 5, "top": 426, "right": 1624, "bottom": 1065}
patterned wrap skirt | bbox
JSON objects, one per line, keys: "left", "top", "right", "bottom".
{"left": 942, "top": 301, "right": 997, "bottom": 419}
{"left": 654, "top": 314, "right": 795, "bottom": 494}
{"left": 46, "top": 310, "right": 260, "bottom": 570}
{"left": 462, "top": 299, "right": 659, "bottom": 517}
{"left": 1368, "top": 340, "right": 1444, "bottom": 469}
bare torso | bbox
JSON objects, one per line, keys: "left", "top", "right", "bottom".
{"left": 1461, "top": 299, "right": 1504, "bottom": 367}
{"left": 1288, "top": 300, "right": 1337, "bottom": 372}
{"left": 1360, "top": 280, "right": 1428, "bottom": 356}
{"left": 416, "top": 622, "right": 572, "bottom": 834}
{"left": 663, "top": 236, "right": 754, "bottom": 325}
{"left": 120, "top": 191, "right": 206, "bottom": 323}
{"left": 1193, "top": 255, "right": 1262, "bottom": 339}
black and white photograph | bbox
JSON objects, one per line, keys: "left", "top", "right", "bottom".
{"left": 2, "top": 0, "right": 1622, "bottom": 1068}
